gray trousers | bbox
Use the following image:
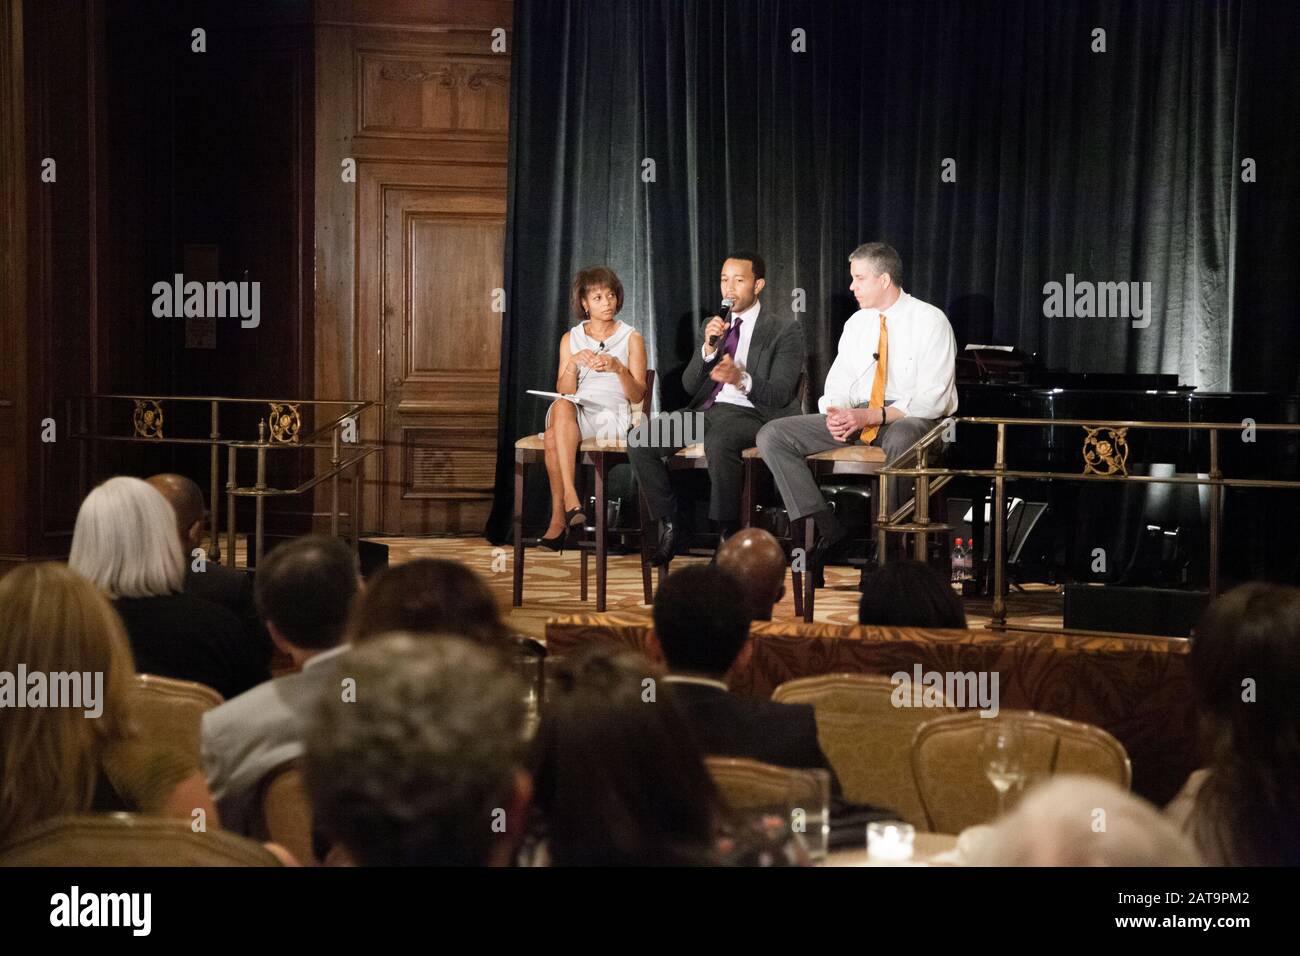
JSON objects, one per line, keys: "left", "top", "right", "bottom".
{"left": 755, "top": 413, "right": 940, "bottom": 520}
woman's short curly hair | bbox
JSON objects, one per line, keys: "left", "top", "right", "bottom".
{"left": 569, "top": 266, "right": 624, "bottom": 322}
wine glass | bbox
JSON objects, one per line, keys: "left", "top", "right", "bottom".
{"left": 980, "top": 721, "right": 1027, "bottom": 816}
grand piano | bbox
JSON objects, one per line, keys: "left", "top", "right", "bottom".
{"left": 949, "top": 354, "right": 1300, "bottom": 589}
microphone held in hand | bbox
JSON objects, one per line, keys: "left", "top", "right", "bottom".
{"left": 708, "top": 298, "right": 735, "bottom": 348}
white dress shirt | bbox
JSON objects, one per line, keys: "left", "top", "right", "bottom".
{"left": 817, "top": 290, "right": 958, "bottom": 420}
{"left": 702, "top": 298, "right": 760, "bottom": 407}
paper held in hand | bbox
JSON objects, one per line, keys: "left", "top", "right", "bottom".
{"left": 527, "top": 389, "right": 595, "bottom": 407}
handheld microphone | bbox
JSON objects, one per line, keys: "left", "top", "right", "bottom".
{"left": 708, "top": 298, "right": 735, "bottom": 348}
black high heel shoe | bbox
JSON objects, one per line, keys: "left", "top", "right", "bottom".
{"left": 564, "top": 506, "right": 587, "bottom": 529}
{"left": 538, "top": 532, "right": 566, "bottom": 553}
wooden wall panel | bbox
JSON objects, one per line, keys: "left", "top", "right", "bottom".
{"left": 1, "top": 0, "right": 96, "bottom": 571}
{"left": 407, "top": 214, "right": 504, "bottom": 375}
{"left": 314, "top": 0, "right": 509, "bottom": 534}
{"left": 357, "top": 51, "right": 508, "bottom": 136}
{"left": 0, "top": 0, "right": 29, "bottom": 571}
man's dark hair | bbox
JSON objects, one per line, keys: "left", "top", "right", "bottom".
{"left": 533, "top": 644, "right": 717, "bottom": 866}
{"left": 253, "top": 535, "right": 358, "bottom": 650}
{"left": 305, "top": 633, "right": 526, "bottom": 866}
{"left": 652, "top": 564, "right": 753, "bottom": 677}
{"left": 725, "top": 250, "right": 766, "bottom": 282}
{"left": 346, "top": 559, "right": 508, "bottom": 647}
{"left": 858, "top": 560, "right": 966, "bottom": 629}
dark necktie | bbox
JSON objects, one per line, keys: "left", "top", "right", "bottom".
{"left": 700, "top": 318, "right": 744, "bottom": 410}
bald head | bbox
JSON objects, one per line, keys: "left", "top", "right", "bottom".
{"left": 146, "top": 473, "right": 206, "bottom": 552}
{"left": 715, "top": 528, "right": 787, "bottom": 621}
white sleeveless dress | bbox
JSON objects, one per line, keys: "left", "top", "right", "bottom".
{"left": 546, "top": 321, "right": 636, "bottom": 443}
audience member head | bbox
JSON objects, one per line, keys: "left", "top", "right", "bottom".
{"left": 254, "top": 535, "right": 360, "bottom": 662}
{"left": 1187, "top": 582, "right": 1300, "bottom": 866}
{"left": 715, "top": 528, "right": 787, "bottom": 621}
{"left": 145, "top": 473, "right": 206, "bottom": 554}
{"left": 969, "top": 775, "right": 1200, "bottom": 866}
{"left": 305, "top": 632, "right": 529, "bottom": 866}
{"left": 652, "top": 564, "right": 753, "bottom": 679}
{"left": 69, "top": 476, "right": 185, "bottom": 599}
{"left": 0, "top": 563, "right": 136, "bottom": 844}
{"left": 533, "top": 645, "right": 718, "bottom": 865}
{"left": 346, "top": 558, "right": 508, "bottom": 647}
{"left": 858, "top": 560, "right": 967, "bottom": 629}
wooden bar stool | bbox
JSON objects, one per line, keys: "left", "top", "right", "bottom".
{"left": 512, "top": 370, "right": 655, "bottom": 612}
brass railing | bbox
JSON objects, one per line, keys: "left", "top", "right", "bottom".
{"left": 875, "top": 416, "right": 1300, "bottom": 630}
{"left": 68, "top": 394, "right": 382, "bottom": 567}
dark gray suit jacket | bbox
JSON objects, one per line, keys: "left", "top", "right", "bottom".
{"left": 667, "top": 678, "right": 841, "bottom": 795}
{"left": 681, "top": 305, "right": 805, "bottom": 421}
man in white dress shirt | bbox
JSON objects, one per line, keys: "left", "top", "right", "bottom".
{"left": 756, "top": 242, "right": 957, "bottom": 577}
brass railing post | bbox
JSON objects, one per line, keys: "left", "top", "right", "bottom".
{"left": 992, "top": 423, "right": 1007, "bottom": 628}
{"left": 226, "top": 444, "right": 237, "bottom": 567}
{"left": 255, "top": 420, "right": 268, "bottom": 568}
{"left": 912, "top": 445, "right": 930, "bottom": 561}
{"left": 876, "top": 468, "right": 890, "bottom": 567}
{"left": 72, "top": 397, "right": 87, "bottom": 503}
{"left": 209, "top": 401, "right": 220, "bottom": 562}
{"left": 331, "top": 425, "right": 341, "bottom": 538}
{"left": 1209, "top": 428, "right": 1221, "bottom": 597}
{"left": 352, "top": 455, "right": 363, "bottom": 557}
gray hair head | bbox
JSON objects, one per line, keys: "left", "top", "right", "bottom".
{"left": 968, "top": 775, "right": 1201, "bottom": 867}
{"left": 848, "top": 241, "right": 904, "bottom": 288}
{"left": 305, "top": 632, "right": 526, "bottom": 866}
{"left": 69, "top": 476, "right": 185, "bottom": 599}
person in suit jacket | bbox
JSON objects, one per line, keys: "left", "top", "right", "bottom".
{"left": 629, "top": 252, "right": 806, "bottom": 565}
{"left": 147, "top": 473, "right": 272, "bottom": 669}
{"left": 200, "top": 535, "right": 360, "bottom": 837}
{"left": 653, "top": 564, "right": 837, "bottom": 787}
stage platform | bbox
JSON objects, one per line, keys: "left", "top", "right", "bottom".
{"left": 364, "top": 535, "right": 1066, "bottom": 642}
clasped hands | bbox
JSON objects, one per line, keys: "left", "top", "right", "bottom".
{"left": 825, "top": 405, "right": 881, "bottom": 443}
{"left": 569, "top": 348, "right": 623, "bottom": 375}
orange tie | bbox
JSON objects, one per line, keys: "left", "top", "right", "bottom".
{"left": 859, "top": 313, "right": 888, "bottom": 444}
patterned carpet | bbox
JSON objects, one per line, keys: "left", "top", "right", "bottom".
{"left": 368, "top": 535, "right": 1065, "bottom": 642}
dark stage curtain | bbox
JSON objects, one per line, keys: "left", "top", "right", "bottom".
{"left": 488, "top": 0, "right": 1300, "bottom": 542}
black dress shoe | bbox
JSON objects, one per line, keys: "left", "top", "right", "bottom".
{"left": 649, "top": 519, "right": 677, "bottom": 567}
{"left": 805, "top": 519, "right": 847, "bottom": 589}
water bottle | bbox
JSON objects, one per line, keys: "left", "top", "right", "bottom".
{"left": 951, "top": 538, "right": 964, "bottom": 583}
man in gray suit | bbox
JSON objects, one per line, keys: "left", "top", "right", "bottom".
{"left": 201, "top": 534, "right": 360, "bottom": 836}
{"left": 630, "top": 251, "right": 806, "bottom": 564}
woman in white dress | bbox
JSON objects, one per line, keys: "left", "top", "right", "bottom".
{"left": 540, "top": 266, "right": 647, "bottom": 550}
